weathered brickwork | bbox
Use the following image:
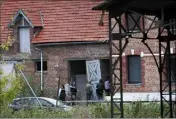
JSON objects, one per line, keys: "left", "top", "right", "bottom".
{"left": 4, "top": 41, "right": 165, "bottom": 97}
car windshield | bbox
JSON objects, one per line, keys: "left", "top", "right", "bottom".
{"left": 41, "top": 98, "right": 65, "bottom": 107}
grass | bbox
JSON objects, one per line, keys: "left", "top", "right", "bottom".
{"left": 0, "top": 101, "right": 161, "bottom": 118}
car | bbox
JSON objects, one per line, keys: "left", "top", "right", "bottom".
{"left": 9, "top": 97, "right": 72, "bottom": 111}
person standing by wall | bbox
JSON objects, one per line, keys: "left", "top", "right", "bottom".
{"left": 104, "top": 76, "right": 110, "bottom": 96}
{"left": 58, "top": 85, "right": 66, "bottom": 101}
{"left": 96, "top": 79, "right": 104, "bottom": 100}
{"left": 85, "top": 81, "right": 93, "bottom": 100}
{"left": 64, "top": 83, "right": 71, "bottom": 101}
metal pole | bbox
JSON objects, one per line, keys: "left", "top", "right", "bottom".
{"left": 17, "top": 67, "right": 42, "bottom": 107}
{"left": 35, "top": 48, "right": 44, "bottom": 95}
{"left": 109, "top": 11, "right": 114, "bottom": 118}
{"left": 159, "top": 9, "right": 164, "bottom": 118}
{"left": 167, "top": 39, "right": 173, "bottom": 118}
{"left": 119, "top": 15, "right": 124, "bottom": 118}
{"left": 56, "top": 76, "right": 60, "bottom": 107}
{"left": 159, "top": 33, "right": 163, "bottom": 118}
{"left": 40, "top": 50, "right": 43, "bottom": 94}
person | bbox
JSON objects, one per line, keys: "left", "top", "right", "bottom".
{"left": 85, "top": 81, "right": 92, "bottom": 100}
{"left": 104, "top": 76, "right": 110, "bottom": 96}
{"left": 58, "top": 85, "right": 66, "bottom": 101}
{"left": 70, "top": 85, "right": 77, "bottom": 100}
{"left": 64, "top": 83, "right": 71, "bottom": 101}
{"left": 96, "top": 79, "right": 104, "bottom": 100}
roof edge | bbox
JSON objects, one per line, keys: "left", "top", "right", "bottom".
{"left": 33, "top": 40, "right": 108, "bottom": 47}
{"left": 92, "top": 0, "right": 112, "bottom": 10}
{"left": 8, "top": 9, "right": 34, "bottom": 28}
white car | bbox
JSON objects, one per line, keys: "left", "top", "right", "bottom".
{"left": 9, "top": 97, "right": 72, "bottom": 111}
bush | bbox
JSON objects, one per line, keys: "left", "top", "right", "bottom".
{"left": 124, "top": 101, "right": 160, "bottom": 118}
{"left": 0, "top": 101, "right": 161, "bottom": 118}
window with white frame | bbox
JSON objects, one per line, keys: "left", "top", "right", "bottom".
{"left": 128, "top": 55, "right": 142, "bottom": 84}
{"left": 19, "top": 27, "right": 30, "bottom": 53}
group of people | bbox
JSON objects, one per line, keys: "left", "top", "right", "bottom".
{"left": 58, "top": 83, "right": 77, "bottom": 101}
{"left": 58, "top": 76, "right": 110, "bottom": 101}
{"left": 86, "top": 76, "right": 110, "bottom": 100}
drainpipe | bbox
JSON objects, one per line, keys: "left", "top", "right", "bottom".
{"left": 40, "top": 50, "right": 43, "bottom": 95}
{"left": 35, "top": 48, "right": 44, "bottom": 95}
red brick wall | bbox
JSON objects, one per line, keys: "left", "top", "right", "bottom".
{"left": 122, "top": 54, "right": 160, "bottom": 92}
{"left": 3, "top": 40, "right": 172, "bottom": 97}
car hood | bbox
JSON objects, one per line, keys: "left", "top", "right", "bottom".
{"left": 62, "top": 105, "right": 72, "bottom": 111}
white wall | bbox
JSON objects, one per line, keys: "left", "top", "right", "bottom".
{"left": 105, "top": 92, "right": 176, "bottom": 102}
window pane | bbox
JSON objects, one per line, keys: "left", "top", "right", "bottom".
{"left": 128, "top": 55, "right": 141, "bottom": 84}
{"left": 32, "top": 98, "right": 53, "bottom": 107}
{"left": 16, "top": 99, "right": 30, "bottom": 106}
{"left": 170, "top": 55, "right": 176, "bottom": 82}
{"left": 19, "top": 28, "right": 30, "bottom": 53}
{"left": 36, "top": 61, "right": 47, "bottom": 71}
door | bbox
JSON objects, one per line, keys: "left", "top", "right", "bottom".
{"left": 75, "top": 75, "right": 87, "bottom": 100}
{"left": 86, "top": 60, "right": 102, "bottom": 100}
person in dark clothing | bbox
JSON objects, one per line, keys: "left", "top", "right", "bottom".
{"left": 59, "top": 85, "right": 66, "bottom": 101}
{"left": 85, "top": 81, "right": 92, "bottom": 100}
{"left": 70, "top": 86, "right": 77, "bottom": 100}
{"left": 96, "top": 79, "right": 104, "bottom": 100}
{"left": 104, "top": 76, "right": 110, "bottom": 96}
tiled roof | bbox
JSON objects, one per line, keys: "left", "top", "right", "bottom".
{"left": 24, "top": 10, "right": 43, "bottom": 27}
{"left": 0, "top": 0, "right": 108, "bottom": 44}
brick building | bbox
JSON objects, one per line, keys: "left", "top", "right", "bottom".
{"left": 0, "top": 0, "right": 175, "bottom": 99}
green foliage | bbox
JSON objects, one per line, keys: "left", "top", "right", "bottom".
{"left": 0, "top": 107, "right": 73, "bottom": 118}
{"left": 19, "top": 80, "right": 42, "bottom": 97}
{"left": 0, "top": 102, "right": 161, "bottom": 118}
{"left": 124, "top": 101, "right": 160, "bottom": 118}
{"left": 0, "top": 43, "right": 9, "bottom": 51}
{"left": 15, "top": 63, "right": 25, "bottom": 70}
{"left": 0, "top": 31, "right": 24, "bottom": 110}
{"left": 0, "top": 73, "right": 23, "bottom": 105}
{"left": 10, "top": 108, "right": 72, "bottom": 118}
{"left": 87, "top": 103, "right": 110, "bottom": 118}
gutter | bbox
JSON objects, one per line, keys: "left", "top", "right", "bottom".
{"left": 34, "top": 48, "right": 44, "bottom": 95}
{"left": 33, "top": 40, "right": 108, "bottom": 47}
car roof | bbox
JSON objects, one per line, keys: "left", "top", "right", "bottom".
{"left": 13, "top": 97, "right": 55, "bottom": 101}
{"left": 13, "top": 97, "right": 58, "bottom": 104}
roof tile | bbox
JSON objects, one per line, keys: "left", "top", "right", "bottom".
{"left": 0, "top": 0, "right": 108, "bottom": 44}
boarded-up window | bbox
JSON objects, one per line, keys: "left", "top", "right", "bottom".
{"left": 19, "top": 27, "right": 30, "bottom": 53}
{"left": 128, "top": 55, "right": 141, "bottom": 84}
{"left": 127, "top": 13, "right": 141, "bottom": 31}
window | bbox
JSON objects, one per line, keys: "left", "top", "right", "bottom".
{"left": 19, "top": 27, "right": 30, "bottom": 53}
{"left": 167, "top": 54, "right": 176, "bottom": 83}
{"left": 126, "top": 13, "right": 142, "bottom": 32}
{"left": 36, "top": 61, "right": 47, "bottom": 71}
{"left": 169, "top": 19, "right": 176, "bottom": 35}
{"left": 128, "top": 55, "right": 141, "bottom": 84}
{"left": 15, "top": 99, "right": 31, "bottom": 106}
{"left": 32, "top": 98, "right": 53, "bottom": 107}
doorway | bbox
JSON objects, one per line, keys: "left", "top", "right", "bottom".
{"left": 69, "top": 59, "right": 110, "bottom": 100}
{"left": 69, "top": 60, "right": 87, "bottom": 100}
